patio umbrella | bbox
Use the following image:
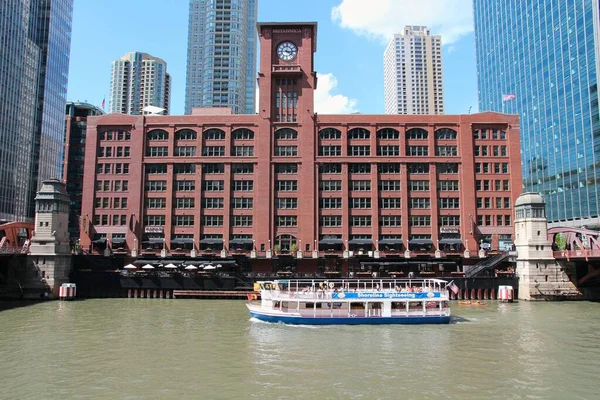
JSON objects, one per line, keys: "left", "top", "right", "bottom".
{"left": 142, "top": 264, "right": 155, "bottom": 270}
{"left": 216, "top": 264, "right": 222, "bottom": 268}
{"left": 204, "top": 265, "right": 216, "bottom": 270}
{"left": 124, "top": 264, "right": 137, "bottom": 270}
{"left": 185, "top": 265, "right": 198, "bottom": 270}
{"left": 164, "top": 263, "right": 178, "bottom": 269}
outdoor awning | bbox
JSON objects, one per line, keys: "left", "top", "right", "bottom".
{"left": 142, "top": 238, "right": 164, "bottom": 244}
{"left": 200, "top": 238, "right": 224, "bottom": 245}
{"left": 92, "top": 238, "right": 107, "bottom": 244}
{"left": 319, "top": 238, "right": 343, "bottom": 245}
{"left": 348, "top": 239, "right": 372, "bottom": 245}
{"left": 409, "top": 239, "right": 434, "bottom": 245}
{"left": 439, "top": 239, "right": 463, "bottom": 244}
{"left": 111, "top": 238, "right": 126, "bottom": 244}
{"left": 229, "top": 238, "right": 253, "bottom": 245}
{"left": 170, "top": 238, "right": 194, "bottom": 244}
{"left": 378, "top": 239, "right": 403, "bottom": 245}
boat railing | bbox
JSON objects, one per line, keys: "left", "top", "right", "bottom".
{"left": 259, "top": 278, "right": 449, "bottom": 295}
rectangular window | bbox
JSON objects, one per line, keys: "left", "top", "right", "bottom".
{"left": 276, "top": 198, "right": 297, "bottom": 209}
{"left": 146, "top": 164, "right": 167, "bottom": 174}
{"left": 232, "top": 198, "right": 254, "bottom": 209}
{"left": 203, "top": 163, "right": 225, "bottom": 174}
{"left": 275, "top": 163, "right": 297, "bottom": 174}
{"left": 380, "top": 198, "right": 401, "bottom": 209}
{"left": 407, "top": 163, "right": 429, "bottom": 174}
{"left": 380, "top": 216, "right": 401, "bottom": 227}
{"left": 276, "top": 180, "right": 297, "bottom": 191}
{"left": 440, "top": 215, "right": 460, "bottom": 226}
{"left": 320, "top": 198, "right": 342, "bottom": 209}
{"left": 351, "top": 216, "right": 372, "bottom": 227}
{"left": 349, "top": 163, "right": 371, "bottom": 174}
{"left": 409, "top": 216, "right": 431, "bottom": 226}
{"left": 175, "top": 146, "right": 197, "bottom": 157}
{"left": 350, "top": 198, "right": 371, "bottom": 209}
{"left": 379, "top": 180, "right": 401, "bottom": 191}
{"left": 409, "top": 180, "right": 430, "bottom": 191}
{"left": 233, "top": 146, "right": 254, "bottom": 157}
{"left": 351, "top": 180, "right": 371, "bottom": 191}
{"left": 377, "top": 145, "right": 400, "bottom": 156}
{"left": 276, "top": 216, "right": 297, "bottom": 227}
{"left": 320, "top": 180, "right": 342, "bottom": 191}
{"left": 177, "top": 198, "right": 197, "bottom": 209}
{"left": 175, "top": 215, "right": 194, "bottom": 226}
{"left": 319, "top": 146, "right": 342, "bottom": 156}
{"left": 436, "top": 146, "right": 458, "bottom": 156}
{"left": 438, "top": 180, "right": 459, "bottom": 191}
{"left": 145, "top": 181, "right": 167, "bottom": 192}
{"left": 174, "top": 164, "right": 196, "bottom": 174}
{"left": 202, "top": 146, "right": 225, "bottom": 156}
{"left": 410, "top": 198, "right": 430, "bottom": 209}
{"left": 202, "top": 216, "right": 224, "bottom": 226}
{"left": 144, "top": 215, "right": 165, "bottom": 226}
{"left": 349, "top": 146, "right": 370, "bottom": 156}
{"left": 378, "top": 163, "right": 401, "bottom": 174}
{"left": 320, "top": 216, "right": 342, "bottom": 227}
{"left": 175, "top": 181, "right": 195, "bottom": 191}
{"left": 439, "top": 198, "right": 460, "bottom": 209}
{"left": 233, "top": 180, "right": 254, "bottom": 191}
{"left": 437, "top": 163, "right": 459, "bottom": 174}
{"left": 146, "top": 146, "right": 168, "bottom": 157}
{"left": 233, "top": 216, "right": 253, "bottom": 227}
{"left": 275, "top": 146, "right": 298, "bottom": 156}
{"left": 203, "top": 180, "right": 224, "bottom": 191}
{"left": 407, "top": 146, "right": 428, "bottom": 156}
{"left": 319, "top": 163, "right": 342, "bottom": 174}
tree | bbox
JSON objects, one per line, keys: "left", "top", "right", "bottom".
{"left": 290, "top": 243, "right": 298, "bottom": 254}
{"left": 555, "top": 233, "right": 567, "bottom": 251}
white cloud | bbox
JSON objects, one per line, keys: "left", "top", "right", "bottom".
{"left": 315, "top": 72, "right": 358, "bottom": 114}
{"left": 331, "top": 0, "right": 473, "bottom": 45}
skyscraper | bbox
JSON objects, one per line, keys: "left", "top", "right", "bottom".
{"left": 185, "top": 0, "right": 258, "bottom": 115}
{"left": 109, "top": 52, "right": 171, "bottom": 115}
{"left": 383, "top": 26, "right": 444, "bottom": 115}
{"left": 0, "top": 0, "right": 74, "bottom": 223}
{"left": 474, "top": 0, "right": 600, "bottom": 226}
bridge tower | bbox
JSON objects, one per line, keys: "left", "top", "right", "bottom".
{"left": 514, "top": 193, "right": 580, "bottom": 300}
{"left": 28, "top": 179, "right": 73, "bottom": 298}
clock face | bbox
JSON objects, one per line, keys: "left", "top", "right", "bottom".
{"left": 277, "top": 41, "right": 298, "bottom": 61}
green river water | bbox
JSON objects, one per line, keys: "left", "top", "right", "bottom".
{"left": 0, "top": 300, "right": 599, "bottom": 399}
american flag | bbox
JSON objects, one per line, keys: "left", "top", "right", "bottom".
{"left": 447, "top": 281, "right": 459, "bottom": 295}
{"left": 101, "top": 97, "right": 106, "bottom": 110}
{"left": 502, "top": 94, "right": 516, "bottom": 102}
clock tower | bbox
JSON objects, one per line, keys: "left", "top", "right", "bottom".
{"left": 255, "top": 23, "right": 318, "bottom": 256}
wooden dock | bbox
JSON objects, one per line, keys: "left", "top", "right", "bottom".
{"left": 172, "top": 290, "right": 257, "bottom": 299}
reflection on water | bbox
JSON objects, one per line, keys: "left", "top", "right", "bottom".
{"left": 0, "top": 300, "right": 599, "bottom": 399}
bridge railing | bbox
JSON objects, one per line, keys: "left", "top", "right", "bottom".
{"left": 554, "top": 249, "right": 600, "bottom": 259}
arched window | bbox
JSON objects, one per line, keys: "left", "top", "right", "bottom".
{"left": 435, "top": 128, "right": 458, "bottom": 140}
{"left": 348, "top": 128, "right": 370, "bottom": 140}
{"left": 175, "top": 129, "right": 197, "bottom": 140}
{"left": 275, "top": 128, "right": 298, "bottom": 140}
{"left": 203, "top": 129, "right": 225, "bottom": 140}
{"left": 377, "top": 128, "right": 399, "bottom": 140}
{"left": 318, "top": 128, "right": 341, "bottom": 140}
{"left": 232, "top": 128, "right": 255, "bottom": 140}
{"left": 275, "top": 234, "right": 297, "bottom": 253}
{"left": 146, "top": 129, "right": 168, "bottom": 141}
{"left": 406, "top": 128, "right": 428, "bottom": 140}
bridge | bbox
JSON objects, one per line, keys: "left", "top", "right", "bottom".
{"left": 548, "top": 226, "right": 600, "bottom": 286}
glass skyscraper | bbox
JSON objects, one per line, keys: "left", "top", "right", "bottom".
{"left": 474, "top": 0, "right": 600, "bottom": 225}
{"left": 185, "top": 0, "right": 257, "bottom": 115}
{"left": 0, "top": 0, "right": 74, "bottom": 223}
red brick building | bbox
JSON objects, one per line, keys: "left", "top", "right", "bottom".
{"left": 79, "top": 22, "right": 522, "bottom": 274}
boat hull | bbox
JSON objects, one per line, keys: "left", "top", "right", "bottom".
{"left": 249, "top": 310, "right": 451, "bottom": 325}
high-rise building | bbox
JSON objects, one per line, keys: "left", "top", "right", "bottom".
{"left": 63, "top": 102, "right": 104, "bottom": 241}
{"left": 109, "top": 52, "right": 171, "bottom": 115}
{"left": 185, "top": 0, "right": 258, "bottom": 115}
{"left": 0, "top": 0, "right": 74, "bottom": 223}
{"left": 80, "top": 22, "right": 522, "bottom": 267}
{"left": 474, "top": 0, "right": 600, "bottom": 226}
{"left": 384, "top": 26, "right": 444, "bottom": 115}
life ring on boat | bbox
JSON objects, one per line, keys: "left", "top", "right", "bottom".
{"left": 247, "top": 293, "right": 258, "bottom": 301}
{"left": 328, "top": 282, "right": 335, "bottom": 289}
{"left": 350, "top": 314, "right": 356, "bottom": 318}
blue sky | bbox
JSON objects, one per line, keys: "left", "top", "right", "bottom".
{"left": 67, "top": 0, "right": 477, "bottom": 115}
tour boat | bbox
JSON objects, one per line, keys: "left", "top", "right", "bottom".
{"left": 246, "top": 278, "right": 451, "bottom": 325}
